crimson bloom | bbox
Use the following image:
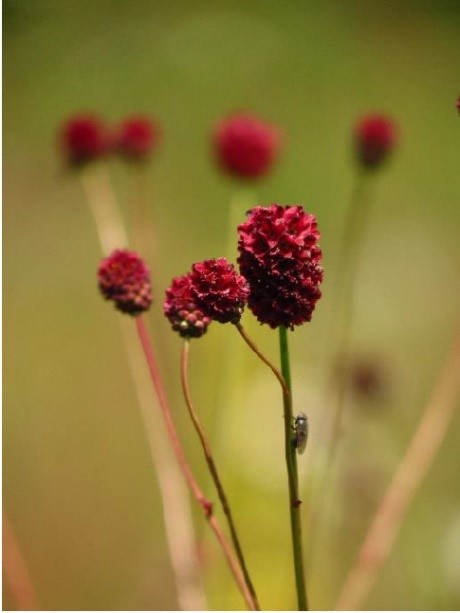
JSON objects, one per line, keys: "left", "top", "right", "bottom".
{"left": 189, "top": 258, "right": 249, "bottom": 324}
{"left": 98, "top": 249, "right": 152, "bottom": 315}
{"left": 114, "top": 115, "right": 159, "bottom": 161}
{"left": 354, "top": 114, "right": 397, "bottom": 170}
{"left": 59, "top": 113, "right": 109, "bottom": 166}
{"left": 238, "top": 205, "right": 323, "bottom": 329}
{"left": 213, "top": 113, "right": 281, "bottom": 179}
{"left": 164, "top": 273, "right": 212, "bottom": 338}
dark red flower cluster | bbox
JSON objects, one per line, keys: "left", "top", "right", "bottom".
{"left": 60, "top": 114, "right": 109, "bottom": 166}
{"left": 114, "top": 115, "right": 159, "bottom": 161}
{"left": 98, "top": 249, "right": 152, "bottom": 315}
{"left": 237, "top": 205, "right": 323, "bottom": 329}
{"left": 189, "top": 258, "right": 249, "bottom": 324}
{"left": 59, "top": 113, "right": 159, "bottom": 167}
{"left": 354, "top": 114, "right": 397, "bottom": 170}
{"left": 164, "top": 274, "right": 212, "bottom": 338}
{"left": 213, "top": 113, "right": 281, "bottom": 179}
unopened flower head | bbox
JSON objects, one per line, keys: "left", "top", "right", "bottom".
{"left": 114, "top": 115, "right": 159, "bottom": 161}
{"left": 164, "top": 273, "right": 212, "bottom": 338}
{"left": 98, "top": 249, "right": 152, "bottom": 316}
{"left": 59, "top": 113, "right": 109, "bottom": 167}
{"left": 354, "top": 114, "right": 397, "bottom": 170}
{"left": 213, "top": 112, "right": 281, "bottom": 180}
{"left": 238, "top": 204, "right": 323, "bottom": 329}
{"left": 189, "top": 257, "right": 249, "bottom": 324}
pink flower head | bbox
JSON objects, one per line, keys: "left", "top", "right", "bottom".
{"left": 98, "top": 249, "right": 152, "bottom": 316}
{"left": 114, "top": 115, "right": 159, "bottom": 161}
{"left": 59, "top": 113, "right": 109, "bottom": 166}
{"left": 189, "top": 258, "right": 249, "bottom": 324}
{"left": 237, "top": 204, "right": 323, "bottom": 329}
{"left": 213, "top": 113, "right": 281, "bottom": 180}
{"left": 354, "top": 114, "right": 397, "bottom": 170}
{"left": 164, "top": 273, "right": 212, "bottom": 338}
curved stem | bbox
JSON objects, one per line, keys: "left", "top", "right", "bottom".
{"left": 335, "top": 327, "right": 460, "bottom": 611}
{"left": 279, "top": 327, "right": 308, "bottom": 611}
{"left": 81, "top": 168, "right": 206, "bottom": 609}
{"left": 2, "top": 510, "right": 39, "bottom": 610}
{"left": 135, "top": 316, "right": 257, "bottom": 611}
{"left": 181, "top": 340, "right": 260, "bottom": 610}
{"left": 234, "top": 322, "right": 290, "bottom": 399}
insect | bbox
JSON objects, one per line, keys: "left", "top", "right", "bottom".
{"left": 293, "top": 412, "right": 308, "bottom": 454}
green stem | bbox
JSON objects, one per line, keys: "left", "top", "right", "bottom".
{"left": 279, "top": 326, "right": 308, "bottom": 611}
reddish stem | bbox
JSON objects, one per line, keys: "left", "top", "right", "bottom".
{"left": 135, "top": 316, "right": 257, "bottom": 611}
{"left": 181, "top": 340, "right": 260, "bottom": 610}
{"left": 3, "top": 510, "right": 39, "bottom": 610}
{"left": 234, "top": 322, "right": 291, "bottom": 399}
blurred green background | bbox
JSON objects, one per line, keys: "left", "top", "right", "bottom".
{"left": 3, "top": 0, "right": 460, "bottom": 610}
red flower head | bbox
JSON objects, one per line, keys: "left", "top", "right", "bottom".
{"left": 354, "top": 114, "right": 397, "bottom": 170}
{"left": 59, "top": 113, "right": 109, "bottom": 166}
{"left": 164, "top": 273, "right": 212, "bottom": 338}
{"left": 114, "top": 115, "right": 159, "bottom": 161}
{"left": 189, "top": 258, "right": 249, "bottom": 324}
{"left": 98, "top": 249, "right": 152, "bottom": 316}
{"left": 213, "top": 113, "right": 281, "bottom": 180}
{"left": 237, "top": 204, "right": 323, "bottom": 329}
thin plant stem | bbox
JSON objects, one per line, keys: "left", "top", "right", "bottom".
{"left": 181, "top": 340, "right": 260, "bottom": 610}
{"left": 80, "top": 168, "right": 206, "bottom": 610}
{"left": 81, "top": 165, "right": 128, "bottom": 253}
{"left": 234, "top": 322, "right": 290, "bottom": 399}
{"left": 307, "top": 171, "right": 371, "bottom": 569}
{"left": 2, "top": 509, "right": 39, "bottom": 611}
{"left": 279, "top": 326, "right": 308, "bottom": 611}
{"left": 335, "top": 326, "right": 460, "bottom": 611}
{"left": 136, "top": 315, "right": 258, "bottom": 611}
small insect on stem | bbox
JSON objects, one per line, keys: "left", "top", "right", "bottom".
{"left": 292, "top": 412, "right": 309, "bottom": 454}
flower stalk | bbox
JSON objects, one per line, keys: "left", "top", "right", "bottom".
{"left": 335, "top": 326, "right": 460, "bottom": 611}
{"left": 279, "top": 326, "right": 308, "bottom": 611}
{"left": 136, "top": 315, "right": 258, "bottom": 611}
{"left": 181, "top": 340, "right": 260, "bottom": 610}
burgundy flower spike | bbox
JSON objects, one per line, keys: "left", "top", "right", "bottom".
{"left": 189, "top": 258, "right": 249, "bottom": 324}
{"left": 114, "top": 115, "right": 159, "bottom": 161}
{"left": 60, "top": 113, "right": 109, "bottom": 167}
{"left": 238, "top": 204, "right": 323, "bottom": 329}
{"left": 164, "top": 273, "right": 212, "bottom": 338}
{"left": 98, "top": 249, "right": 152, "bottom": 315}
{"left": 354, "top": 114, "right": 397, "bottom": 170}
{"left": 213, "top": 113, "right": 281, "bottom": 179}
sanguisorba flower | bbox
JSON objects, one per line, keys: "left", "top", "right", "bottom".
{"left": 114, "top": 115, "right": 159, "bottom": 161}
{"left": 164, "top": 273, "right": 212, "bottom": 338}
{"left": 238, "top": 204, "right": 323, "bottom": 329}
{"left": 354, "top": 114, "right": 397, "bottom": 170}
{"left": 98, "top": 249, "right": 152, "bottom": 315}
{"left": 213, "top": 113, "right": 281, "bottom": 179}
{"left": 60, "top": 113, "right": 109, "bottom": 167}
{"left": 189, "top": 258, "right": 249, "bottom": 324}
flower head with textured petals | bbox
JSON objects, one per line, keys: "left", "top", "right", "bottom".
{"left": 354, "top": 114, "right": 397, "bottom": 170}
{"left": 59, "top": 113, "right": 109, "bottom": 167}
{"left": 213, "top": 113, "right": 281, "bottom": 180}
{"left": 98, "top": 249, "right": 152, "bottom": 316}
{"left": 164, "top": 273, "right": 212, "bottom": 338}
{"left": 114, "top": 115, "right": 159, "bottom": 161}
{"left": 238, "top": 204, "right": 323, "bottom": 329}
{"left": 189, "top": 258, "right": 249, "bottom": 324}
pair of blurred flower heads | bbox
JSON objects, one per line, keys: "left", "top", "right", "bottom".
{"left": 61, "top": 110, "right": 396, "bottom": 332}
